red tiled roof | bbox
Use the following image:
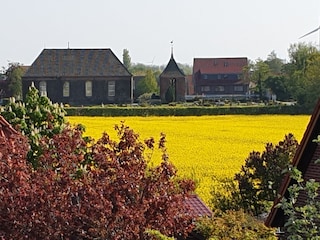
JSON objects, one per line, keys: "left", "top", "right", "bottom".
{"left": 193, "top": 57, "right": 248, "bottom": 74}
{"left": 185, "top": 194, "right": 212, "bottom": 218}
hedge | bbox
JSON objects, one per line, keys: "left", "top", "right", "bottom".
{"left": 65, "top": 105, "right": 310, "bottom": 117}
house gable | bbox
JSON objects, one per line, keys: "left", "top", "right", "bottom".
{"left": 265, "top": 99, "right": 320, "bottom": 228}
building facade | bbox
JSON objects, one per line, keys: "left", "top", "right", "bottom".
{"left": 22, "top": 49, "right": 133, "bottom": 106}
{"left": 193, "top": 57, "right": 249, "bottom": 99}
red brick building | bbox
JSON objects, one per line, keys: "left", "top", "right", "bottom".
{"left": 193, "top": 57, "right": 249, "bottom": 99}
{"left": 159, "top": 53, "right": 186, "bottom": 103}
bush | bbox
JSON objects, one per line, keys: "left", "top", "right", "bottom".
{"left": 0, "top": 84, "right": 66, "bottom": 167}
{"left": 0, "top": 121, "right": 195, "bottom": 239}
{"left": 235, "top": 134, "right": 298, "bottom": 216}
{"left": 195, "top": 210, "right": 276, "bottom": 239}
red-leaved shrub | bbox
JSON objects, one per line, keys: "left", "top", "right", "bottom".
{"left": 0, "top": 122, "right": 195, "bottom": 239}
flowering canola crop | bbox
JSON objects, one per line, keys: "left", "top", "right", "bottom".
{"left": 68, "top": 115, "right": 310, "bottom": 205}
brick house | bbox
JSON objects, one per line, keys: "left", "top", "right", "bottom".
{"left": 22, "top": 49, "right": 133, "bottom": 106}
{"left": 159, "top": 53, "right": 186, "bottom": 103}
{"left": 265, "top": 99, "right": 320, "bottom": 238}
{"left": 193, "top": 57, "right": 249, "bottom": 99}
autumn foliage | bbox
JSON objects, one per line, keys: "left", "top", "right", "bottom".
{"left": 0, "top": 120, "right": 195, "bottom": 239}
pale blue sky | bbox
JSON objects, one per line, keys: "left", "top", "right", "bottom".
{"left": 1, "top": 0, "right": 320, "bottom": 68}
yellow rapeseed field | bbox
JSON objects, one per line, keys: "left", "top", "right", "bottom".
{"left": 67, "top": 115, "right": 310, "bottom": 205}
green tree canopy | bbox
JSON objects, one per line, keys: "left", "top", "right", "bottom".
{"left": 135, "top": 69, "right": 158, "bottom": 98}
{"left": 234, "top": 134, "right": 298, "bottom": 216}
{"left": 247, "top": 59, "right": 271, "bottom": 100}
{"left": 283, "top": 43, "right": 320, "bottom": 109}
{"left": 122, "top": 48, "right": 132, "bottom": 70}
{"left": 3, "top": 62, "right": 25, "bottom": 99}
{"left": 265, "top": 50, "right": 284, "bottom": 75}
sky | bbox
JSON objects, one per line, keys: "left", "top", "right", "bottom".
{"left": 1, "top": 0, "right": 320, "bottom": 69}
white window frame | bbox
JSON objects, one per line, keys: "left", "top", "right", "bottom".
{"left": 234, "top": 85, "right": 244, "bottom": 92}
{"left": 85, "top": 81, "right": 92, "bottom": 97}
{"left": 200, "top": 86, "right": 210, "bottom": 92}
{"left": 108, "top": 81, "right": 115, "bottom": 97}
{"left": 63, "top": 81, "right": 70, "bottom": 97}
{"left": 214, "top": 86, "right": 225, "bottom": 92}
{"left": 39, "top": 81, "right": 47, "bottom": 96}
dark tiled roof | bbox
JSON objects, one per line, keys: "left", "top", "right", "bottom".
{"left": 160, "top": 54, "right": 185, "bottom": 78}
{"left": 185, "top": 194, "right": 212, "bottom": 218}
{"left": 24, "top": 49, "right": 132, "bottom": 77}
{"left": 193, "top": 57, "right": 248, "bottom": 74}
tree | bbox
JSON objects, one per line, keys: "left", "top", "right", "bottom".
{"left": 0, "top": 84, "right": 66, "bottom": 167}
{"left": 265, "top": 51, "right": 284, "bottom": 75}
{"left": 177, "top": 63, "right": 192, "bottom": 75}
{"left": 235, "top": 134, "right": 298, "bottom": 216}
{"left": 3, "top": 62, "right": 25, "bottom": 99}
{"left": 304, "top": 53, "right": 320, "bottom": 109}
{"left": 123, "top": 48, "right": 132, "bottom": 70}
{"left": 135, "top": 69, "right": 159, "bottom": 98}
{"left": 277, "top": 167, "right": 320, "bottom": 239}
{"left": 131, "top": 63, "right": 164, "bottom": 76}
{"left": 264, "top": 75, "right": 290, "bottom": 101}
{"left": 283, "top": 43, "right": 319, "bottom": 109}
{"left": 0, "top": 119, "right": 196, "bottom": 239}
{"left": 246, "top": 59, "right": 271, "bottom": 100}
{"left": 263, "top": 51, "right": 290, "bottom": 100}
{"left": 277, "top": 136, "right": 320, "bottom": 239}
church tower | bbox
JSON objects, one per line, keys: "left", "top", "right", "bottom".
{"left": 159, "top": 43, "right": 186, "bottom": 103}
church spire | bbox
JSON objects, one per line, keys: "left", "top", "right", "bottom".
{"left": 170, "top": 40, "right": 174, "bottom": 59}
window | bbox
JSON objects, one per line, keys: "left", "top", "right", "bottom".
{"left": 39, "top": 81, "right": 47, "bottom": 96}
{"left": 63, "top": 81, "right": 70, "bottom": 97}
{"left": 200, "top": 86, "right": 210, "bottom": 92}
{"left": 85, "top": 81, "right": 92, "bottom": 97}
{"left": 108, "top": 81, "right": 115, "bottom": 97}
{"left": 203, "top": 74, "right": 208, "bottom": 80}
{"left": 234, "top": 85, "right": 244, "bottom": 92}
{"left": 224, "top": 61, "right": 229, "bottom": 67}
{"left": 214, "top": 86, "right": 224, "bottom": 92}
